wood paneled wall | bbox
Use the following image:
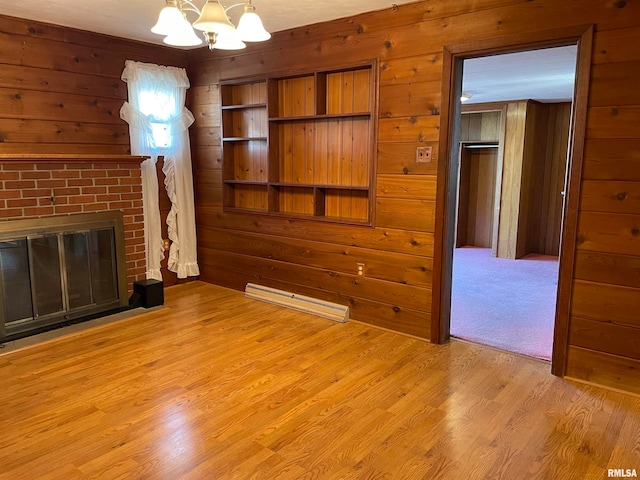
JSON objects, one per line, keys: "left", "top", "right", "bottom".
{"left": 526, "top": 102, "right": 571, "bottom": 256}
{"left": 187, "top": 0, "right": 640, "bottom": 393}
{"left": 497, "top": 101, "right": 529, "bottom": 259}
{"left": 0, "top": 14, "right": 188, "bottom": 286}
{"left": 0, "top": 15, "right": 187, "bottom": 155}
{"left": 459, "top": 111, "right": 501, "bottom": 143}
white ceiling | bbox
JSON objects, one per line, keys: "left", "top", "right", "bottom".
{"left": 0, "top": 1, "right": 578, "bottom": 105}
{"left": 463, "top": 45, "right": 577, "bottom": 104}
{"left": 0, "top": 0, "right": 416, "bottom": 46}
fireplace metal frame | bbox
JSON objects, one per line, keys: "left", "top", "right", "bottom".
{"left": 0, "top": 211, "right": 129, "bottom": 339}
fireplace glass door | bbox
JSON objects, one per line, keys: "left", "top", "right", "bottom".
{"left": 0, "top": 239, "right": 34, "bottom": 324}
{"left": 0, "top": 212, "right": 127, "bottom": 340}
{"left": 31, "top": 235, "right": 65, "bottom": 317}
{"left": 63, "top": 230, "right": 118, "bottom": 310}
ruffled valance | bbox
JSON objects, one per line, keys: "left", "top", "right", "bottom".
{"left": 121, "top": 60, "right": 190, "bottom": 89}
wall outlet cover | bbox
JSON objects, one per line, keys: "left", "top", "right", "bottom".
{"left": 416, "top": 146, "right": 432, "bottom": 163}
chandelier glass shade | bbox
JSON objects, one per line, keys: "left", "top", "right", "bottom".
{"left": 151, "top": 4, "right": 184, "bottom": 35}
{"left": 163, "top": 15, "right": 203, "bottom": 46}
{"left": 151, "top": 0, "right": 271, "bottom": 50}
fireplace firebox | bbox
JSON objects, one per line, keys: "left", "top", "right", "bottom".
{"left": 0, "top": 211, "right": 129, "bottom": 341}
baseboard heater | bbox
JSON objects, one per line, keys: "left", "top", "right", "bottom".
{"left": 244, "top": 283, "right": 349, "bottom": 323}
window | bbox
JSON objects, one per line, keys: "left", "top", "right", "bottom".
{"left": 139, "top": 90, "right": 175, "bottom": 150}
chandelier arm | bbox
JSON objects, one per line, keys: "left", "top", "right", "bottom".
{"left": 176, "top": 1, "right": 252, "bottom": 16}
{"left": 224, "top": 3, "right": 250, "bottom": 13}
{"left": 178, "top": 0, "right": 202, "bottom": 15}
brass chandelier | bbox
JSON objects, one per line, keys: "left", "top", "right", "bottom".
{"left": 151, "top": 0, "right": 271, "bottom": 50}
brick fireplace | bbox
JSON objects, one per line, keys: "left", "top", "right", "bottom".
{"left": 0, "top": 155, "right": 147, "bottom": 293}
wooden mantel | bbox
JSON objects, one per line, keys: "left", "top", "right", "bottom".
{"left": 0, "top": 154, "right": 148, "bottom": 164}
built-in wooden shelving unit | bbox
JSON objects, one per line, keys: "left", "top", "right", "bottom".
{"left": 221, "top": 62, "right": 376, "bottom": 224}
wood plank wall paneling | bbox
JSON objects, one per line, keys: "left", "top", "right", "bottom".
{"left": 0, "top": 14, "right": 188, "bottom": 285}
{"left": 186, "top": 0, "right": 640, "bottom": 393}
{"left": 195, "top": 210, "right": 435, "bottom": 256}
{"left": 582, "top": 139, "right": 640, "bottom": 181}
{"left": 525, "top": 102, "right": 571, "bottom": 256}
{"left": 0, "top": 15, "right": 187, "bottom": 155}
{"left": 197, "top": 225, "right": 433, "bottom": 288}
{"left": 496, "top": 101, "right": 527, "bottom": 259}
{"left": 573, "top": 4, "right": 640, "bottom": 392}
{"left": 459, "top": 111, "right": 501, "bottom": 143}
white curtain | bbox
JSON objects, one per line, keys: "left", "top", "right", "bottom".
{"left": 120, "top": 60, "right": 200, "bottom": 280}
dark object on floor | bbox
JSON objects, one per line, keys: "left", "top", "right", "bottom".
{"left": 133, "top": 279, "right": 164, "bottom": 308}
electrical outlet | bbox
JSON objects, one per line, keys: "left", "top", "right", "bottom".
{"left": 416, "top": 146, "right": 432, "bottom": 163}
{"left": 357, "top": 263, "right": 365, "bottom": 276}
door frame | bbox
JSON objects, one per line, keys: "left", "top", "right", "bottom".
{"left": 430, "top": 25, "right": 593, "bottom": 376}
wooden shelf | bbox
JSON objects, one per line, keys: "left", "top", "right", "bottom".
{"left": 224, "top": 180, "right": 268, "bottom": 185}
{"left": 269, "top": 182, "right": 369, "bottom": 190}
{"left": 221, "top": 103, "right": 267, "bottom": 110}
{"left": 220, "top": 62, "right": 376, "bottom": 224}
{"left": 460, "top": 142, "right": 499, "bottom": 149}
{"left": 222, "top": 137, "right": 267, "bottom": 142}
{"left": 269, "top": 112, "right": 371, "bottom": 122}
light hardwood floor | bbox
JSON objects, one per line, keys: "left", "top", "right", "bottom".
{"left": 0, "top": 281, "right": 638, "bottom": 479}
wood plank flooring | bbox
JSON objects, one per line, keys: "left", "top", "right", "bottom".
{"left": 0, "top": 281, "right": 638, "bottom": 479}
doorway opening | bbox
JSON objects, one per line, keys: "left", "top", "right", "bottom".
{"left": 450, "top": 47, "right": 578, "bottom": 360}
{"left": 431, "top": 25, "right": 593, "bottom": 375}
